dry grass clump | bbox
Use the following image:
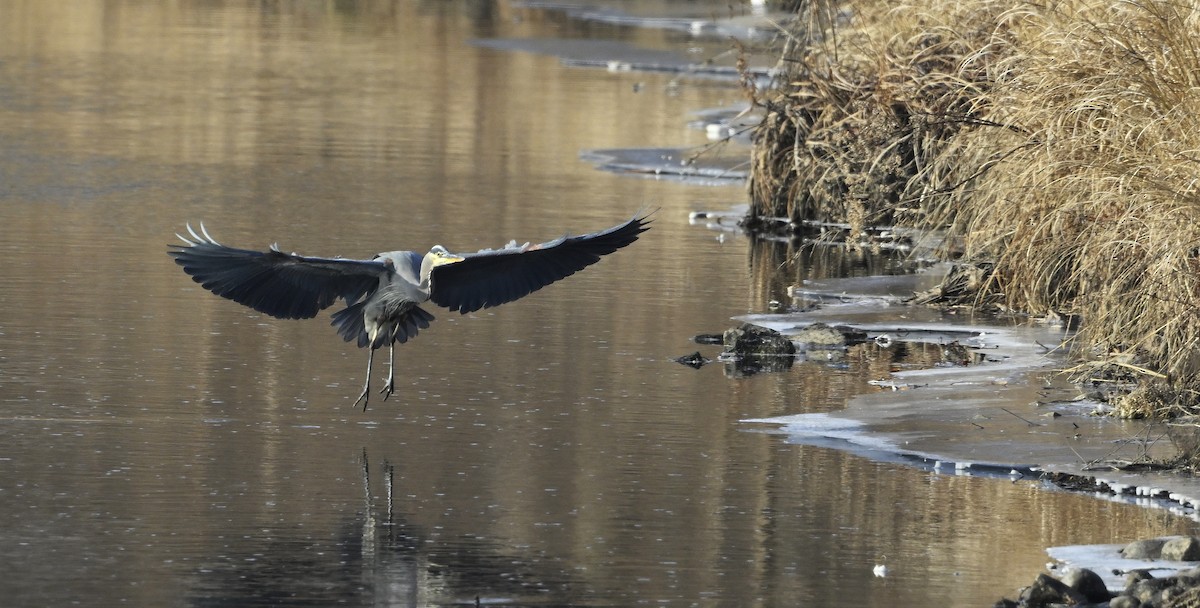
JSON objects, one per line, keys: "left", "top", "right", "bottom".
{"left": 916, "top": 0, "right": 1200, "bottom": 413}
{"left": 747, "top": 0, "right": 1005, "bottom": 237}
{"left": 751, "top": 0, "right": 1200, "bottom": 416}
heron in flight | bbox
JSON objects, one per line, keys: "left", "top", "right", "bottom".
{"left": 169, "top": 214, "right": 650, "bottom": 409}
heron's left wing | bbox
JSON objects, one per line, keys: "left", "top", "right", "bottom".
{"left": 169, "top": 224, "right": 388, "bottom": 320}
{"left": 429, "top": 214, "right": 650, "bottom": 314}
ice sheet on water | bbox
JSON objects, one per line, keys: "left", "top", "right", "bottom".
{"left": 579, "top": 147, "right": 748, "bottom": 184}
{"left": 745, "top": 412, "right": 1043, "bottom": 480}
{"left": 1047, "top": 541, "right": 1195, "bottom": 591}
{"left": 512, "top": 1, "right": 786, "bottom": 42}
{"left": 744, "top": 412, "right": 905, "bottom": 461}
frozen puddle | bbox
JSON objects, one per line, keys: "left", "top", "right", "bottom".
{"left": 512, "top": 1, "right": 788, "bottom": 43}
{"left": 469, "top": 37, "right": 772, "bottom": 84}
{"left": 472, "top": 38, "right": 692, "bottom": 72}
{"left": 579, "top": 147, "right": 747, "bottom": 184}
{"left": 581, "top": 105, "right": 755, "bottom": 183}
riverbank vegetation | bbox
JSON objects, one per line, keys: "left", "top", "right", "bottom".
{"left": 748, "top": 0, "right": 1200, "bottom": 418}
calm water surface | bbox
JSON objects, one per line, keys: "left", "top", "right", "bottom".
{"left": 0, "top": 2, "right": 1193, "bottom": 606}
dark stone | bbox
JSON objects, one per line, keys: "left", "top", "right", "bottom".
{"left": 1129, "top": 576, "right": 1180, "bottom": 605}
{"left": 721, "top": 324, "right": 796, "bottom": 376}
{"left": 692, "top": 333, "right": 723, "bottom": 345}
{"left": 674, "top": 351, "right": 710, "bottom": 369}
{"left": 1110, "top": 595, "right": 1142, "bottom": 608}
{"left": 790, "top": 322, "right": 847, "bottom": 348}
{"left": 1062, "top": 568, "right": 1111, "bottom": 602}
{"left": 1018, "top": 573, "right": 1087, "bottom": 607}
{"left": 1173, "top": 572, "right": 1200, "bottom": 592}
{"left": 1164, "top": 585, "right": 1200, "bottom": 608}
{"left": 991, "top": 600, "right": 1018, "bottom": 608}
{"left": 1162, "top": 537, "right": 1200, "bottom": 561}
{"left": 832, "top": 324, "right": 868, "bottom": 344}
{"left": 1126, "top": 569, "right": 1155, "bottom": 587}
{"left": 723, "top": 324, "right": 796, "bottom": 356}
{"left": 1124, "top": 539, "right": 1169, "bottom": 560}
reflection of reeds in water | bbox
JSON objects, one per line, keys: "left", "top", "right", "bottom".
{"left": 741, "top": 239, "right": 973, "bottom": 405}
{"left": 746, "top": 236, "right": 911, "bottom": 310}
{"left": 751, "top": 0, "right": 1200, "bottom": 415}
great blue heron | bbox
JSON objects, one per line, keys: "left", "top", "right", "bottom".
{"left": 169, "top": 214, "right": 650, "bottom": 409}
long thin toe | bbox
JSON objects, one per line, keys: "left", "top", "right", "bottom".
{"left": 354, "top": 388, "right": 370, "bottom": 411}
{"left": 379, "top": 383, "right": 395, "bottom": 401}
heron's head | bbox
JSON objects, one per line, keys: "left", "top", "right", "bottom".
{"left": 426, "top": 245, "right": 464, "bottom": 267}
{"left": 420, "top": 246, "right": 464, "bottom": 284}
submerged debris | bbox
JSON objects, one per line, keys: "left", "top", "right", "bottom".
{"left": 674, "top": 351, "right": 711, "bottom": 369}
{"left": 938, "top": 341, "right": 977, "bottom": 366}
{"left": 697, "top": 316, "right": 997, "bottom": 378}
{"left": 908, "top": 263, "right": 997, "bottom": 308}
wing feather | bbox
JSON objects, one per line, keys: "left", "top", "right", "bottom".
{"left": 429, "top": 214, "right": 651, "bottom": 314}
{"left": 168, "top": 224, "right": 388, "bottom": 320}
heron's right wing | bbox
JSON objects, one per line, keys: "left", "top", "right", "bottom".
{"left": 168, "top": 224, "right": 388, "bottom": 320}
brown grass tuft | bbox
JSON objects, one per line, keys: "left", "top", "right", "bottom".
{"left": 748, "top": 0, "right": 1005, "bottom": 239}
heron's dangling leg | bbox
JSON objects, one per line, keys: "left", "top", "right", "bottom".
{"left": 379, "top": 343, "right": 396, "bottom": 401}
{"left": 354, "top": 346, "right": 375, "bottom": 411}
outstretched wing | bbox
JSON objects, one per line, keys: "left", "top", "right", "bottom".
{"left": 168, "top": 224, "right": 388, "bottom": 320}
{"left": 429, "top": 214, "right": 651, "bottom": 314}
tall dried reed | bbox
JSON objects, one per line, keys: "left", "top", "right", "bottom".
{"left": 748, "top": 0, "right": 1003, "bottom": 235}
{"left": 917, "top": 0, "right": 1200, "bottom": 413}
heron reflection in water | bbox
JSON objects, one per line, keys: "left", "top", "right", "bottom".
{"left": 169, "top": 214, "right": 650, "bottom": 409}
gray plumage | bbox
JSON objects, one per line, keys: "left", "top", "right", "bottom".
{"left": 168, "top": 215, "right": 651, "bottom": 409}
